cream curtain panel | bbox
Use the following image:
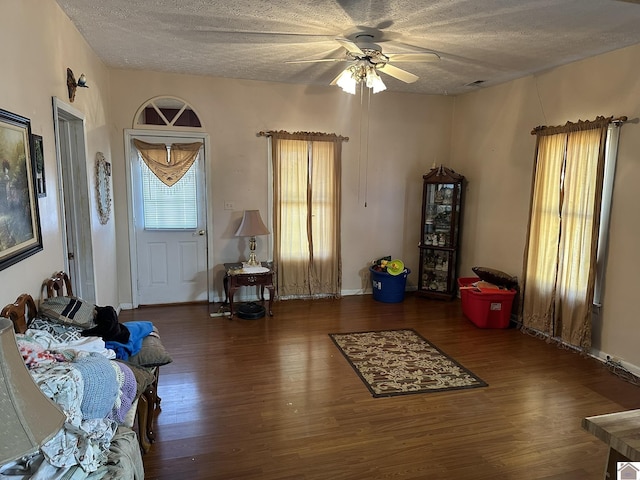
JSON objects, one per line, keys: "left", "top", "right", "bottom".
{"left": 267, "top": 131, "right": 345, "bottom": 299}
{"left": 522, "top": 117, "right": 611, "bottom": 349}
{"left": 133, "top": 139, "right": 202, "bottom": 187}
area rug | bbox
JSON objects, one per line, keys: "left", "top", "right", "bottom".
{"left": 329, "top": 329, "right": 487, "bottom": 397}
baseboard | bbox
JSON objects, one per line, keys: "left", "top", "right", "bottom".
{"left": 342, "top": 286, "right": 418, "bottom": 297}
{"left": 118, "top": 303, "right": 133, "bottom": 312}
{"left": 591, "top": 349, "right": 640, "bottom": 378}
{"left": 341, "top": 288, "right": 368, "bottom": 296}
{"left": 505, "top": 317, "right": 640, "bottom": 381}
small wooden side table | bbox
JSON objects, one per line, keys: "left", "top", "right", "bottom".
{"left": 223, "top": 262, "right": 275, "bottom": 317}
{"left": 582, "top": 409, "right": 640, "bottom": 479}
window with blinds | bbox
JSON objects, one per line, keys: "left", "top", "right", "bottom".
{"left": 140, "top": 153, "right": 199, "bottom": 230}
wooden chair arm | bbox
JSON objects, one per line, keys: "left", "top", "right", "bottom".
{"left": 1, "top": 293, "right": 37, "bottom": 333}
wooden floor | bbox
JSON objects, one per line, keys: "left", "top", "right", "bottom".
{"left": 119, "top": 294, "right": 640, "bottom": 480}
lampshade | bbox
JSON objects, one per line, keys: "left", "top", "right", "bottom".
{"left": 336, "top": 69, "right": 357, "bottom": 95}
{"left": 335, "top": 62, "right": 386, "bottom": 95}
{"left": 235, "top": 210, "right": 270, "bottom": 237}
{"left": 365, "top": 67, "right": 386, "bottom": 93}
{"left": 0, "top": 318, "right": 65, "bottom": 465}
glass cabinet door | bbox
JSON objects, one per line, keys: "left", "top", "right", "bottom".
{"left": 420, "top": 248, "right": 457, "bottom": 293}
{"left": 418, "top": 166, "right": 464, "bottom": 300}
{"left": 422, "top": 183, "right": 460, "bottom": 248}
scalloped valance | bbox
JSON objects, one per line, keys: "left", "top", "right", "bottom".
{"left": 133, "top": 139, "right": 202, "bottom": 186}
{"left": 531, "top": 116, "right": 627, "bottom": 136}
{"left": 258, "top": 130, "right": 349, "bottom": 142}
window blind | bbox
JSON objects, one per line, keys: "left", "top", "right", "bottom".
{"left": 140, "top": 154, "right": 198, "bottom": 230}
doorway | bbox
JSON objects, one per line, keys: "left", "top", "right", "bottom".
{"left": 52, "top": 97, "right": 96, "bottom": 303}
{"left": 125, "top": 131, "right": 209, "bottom": 306}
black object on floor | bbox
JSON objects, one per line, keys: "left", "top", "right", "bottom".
{"left": 237, "top": 302, "right": 265, "bottom": 319}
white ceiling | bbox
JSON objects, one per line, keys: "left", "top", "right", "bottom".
{"left": 55, "top": 0, "right": 640, "bottom": 95}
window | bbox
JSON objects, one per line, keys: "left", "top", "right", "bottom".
{"left": 593, "top": 125, "right": 621, "bottom": 305}
{"left": 133, "top": 97, "right": 202, "bottom": 129}
{"left": 268, "top": 131, "right": 346, "bottom": 299}
{"left": 522, "top": 116, "right": 623, "bottom": 349}
{"left": 140, "top": 150, "right": 199, "bottom": 230}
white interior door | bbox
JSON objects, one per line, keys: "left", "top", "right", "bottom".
{"left": 130, "top": 135, "right": 208, "bottom": 305}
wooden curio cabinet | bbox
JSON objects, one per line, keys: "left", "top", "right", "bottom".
{"left": 417, "top": 165, "right": 464, "bottom": 300}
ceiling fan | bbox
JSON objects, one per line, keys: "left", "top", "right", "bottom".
{"left": 286, "top": 33, "right": 440, "bottom": 94}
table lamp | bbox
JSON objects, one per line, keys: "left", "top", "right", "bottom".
{"left": 0, "top": 317, "right": 66, "bottom": 465}
{"left": 235, "top": 210, "right": 270, "bottom": 266}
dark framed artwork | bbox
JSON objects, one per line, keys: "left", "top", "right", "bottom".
{"left": 0, "top": 108, "right": 43, "bottom": 271}
{"left": 32, "top": 134, "right": 46, "bottom": 197}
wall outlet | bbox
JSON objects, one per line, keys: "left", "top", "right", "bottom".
{"left": 224, "top": 201, "right": 234, "bottom": 210}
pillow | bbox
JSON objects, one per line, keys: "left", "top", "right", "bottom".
{"left": 472, "top": 266, "right": 518, "bottom": 289}
{"left": 125, "top": 327, "right": 173, "bottom": 367}
{"left": 39, "top": 296, "right": 96, "bottom": 328}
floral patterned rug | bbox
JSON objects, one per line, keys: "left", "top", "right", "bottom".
{"left": 329, "top": 329, "right": 487, "bottom": 397}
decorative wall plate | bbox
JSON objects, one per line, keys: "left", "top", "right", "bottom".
{"left": 96, "top": 152, "right": 111, "bottom": 224}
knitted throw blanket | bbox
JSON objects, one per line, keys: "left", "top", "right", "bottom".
{"left": 72, "top": 353, "right": 119, "bottom": 420}
{"left": 110, "top": 361, "right": 137, "bottom": 424}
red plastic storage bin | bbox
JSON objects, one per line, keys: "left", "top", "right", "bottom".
{"left": 458, "top": 277, "right": 516, "bottom": 329}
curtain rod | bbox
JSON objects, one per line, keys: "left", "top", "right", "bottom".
{"left": 258, "top": 130, "right": 349, "bottom": 141}
{"left": 531, "top": 116, "right": 628, "bottom": 135}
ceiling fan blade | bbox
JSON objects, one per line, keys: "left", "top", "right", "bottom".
{"left": 161, "top": 13, "right": 338, "bottom": 43}
{"left": 387, "top": 52, "right": 441, "bottom": 63}
{"left": 286, "top": 58, "right": 349, "bottom": 64}
{"left": 186, "top": 30, "right": 336, "bottom": 44}
{"left": 335, "top": 37, "right": 364, "bottom": 55}
{"left": 377, "top": 64, "right": 418, "bottom": 84}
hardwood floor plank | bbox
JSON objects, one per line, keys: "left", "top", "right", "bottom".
{"left": 119, "top": 294, "right": 640, "bottom": 479}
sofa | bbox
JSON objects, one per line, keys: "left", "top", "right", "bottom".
{"left": 0, "top": 272, "right": 172, "bottom": 479}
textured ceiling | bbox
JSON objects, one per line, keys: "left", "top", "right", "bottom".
{"left": 55, "top": 0, "right": 640, "bottom": 95}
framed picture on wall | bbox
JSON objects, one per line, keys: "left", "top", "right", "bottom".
{"left": 0, "top": 108, "right": 43, "bottom": 271}
{"left": 32, "top": 134, "right": 46, "bottom": 197}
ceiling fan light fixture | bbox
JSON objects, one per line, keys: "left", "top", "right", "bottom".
{"left": 365, "top": 67, "right": 386, "bottom": 94}
{"left": 371, "top": 76, "right": 386, "bottom": 94}
{"left": 336, "top": 68, "right": 357, "bottom": 95}
{"left": 335, "top": 63, "right": 386, "bottom": 95}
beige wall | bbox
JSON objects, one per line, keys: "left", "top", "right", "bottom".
{"left": 108, "top": 70, "right": 454, "bottom": 303}
{"left": 0, "top": 0, "right": 117, "bottom": 305}
{"left": 451, "top": 44, "right": 640, "bottom": 369}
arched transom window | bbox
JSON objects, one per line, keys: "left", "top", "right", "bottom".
{"left": 133, "top": 96, "right": 202, "bottom": 129}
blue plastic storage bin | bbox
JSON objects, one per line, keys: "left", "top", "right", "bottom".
{"left": 370, "top": 266, "right": 411, "bottom": 303}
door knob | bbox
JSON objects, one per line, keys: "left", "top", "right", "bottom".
{"left": 195, "top": 230, "right": 206, "bottom": 236}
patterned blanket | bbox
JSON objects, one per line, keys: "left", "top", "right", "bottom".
{"left": 13, "top": 327, "right": 138, "bottom": 476}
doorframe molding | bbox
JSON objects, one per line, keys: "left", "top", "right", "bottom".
{"left": 52, "top": 96, "right": 96, "bottom": 303}
{"left": 124, "top": 129, "right": 212, "bottom": 307}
